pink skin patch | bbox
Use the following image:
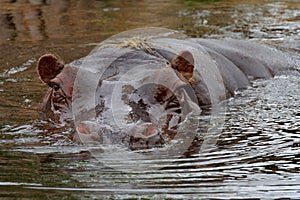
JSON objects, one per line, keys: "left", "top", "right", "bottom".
{"left": 78, "top": 123, "right": 91, "bottom": 134}
{"left": 142, "top": 124, "right": 156, "bottom": 137}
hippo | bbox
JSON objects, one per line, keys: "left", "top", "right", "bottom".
{"left": 37, "top": 34, "right": 300, "bottom": 150}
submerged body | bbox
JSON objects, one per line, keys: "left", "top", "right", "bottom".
{"left": 37, "top": 37, "right": 300, "bottom": 149}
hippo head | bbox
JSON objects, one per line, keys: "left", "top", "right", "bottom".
{"left": 37, "top": 48, "right": 202, "bottom": 149}
{"left": 37, "top": 54, "right": 77, "bottom": 123}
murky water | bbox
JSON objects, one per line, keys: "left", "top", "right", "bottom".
{"left": 0, "top": 0, "right": 300, "bottom": 199}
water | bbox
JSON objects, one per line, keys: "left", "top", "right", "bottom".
{"left": 0, "top": 0, "right": 300, "bottom": 199}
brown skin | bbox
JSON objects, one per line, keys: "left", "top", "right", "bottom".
{"left": 171, "top": 50, "right": 195, "bottom": 82}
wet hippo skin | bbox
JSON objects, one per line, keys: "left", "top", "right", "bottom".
{"left": 37, "top": 38, "right": 300, "bottom": 149}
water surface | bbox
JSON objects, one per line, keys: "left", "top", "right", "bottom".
{"left": 0, "top": 0, "right": 300, "bottom": 199}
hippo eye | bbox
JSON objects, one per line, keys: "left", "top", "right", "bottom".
{"left": 53, "top": 84, "right": 60, "bottom": 91}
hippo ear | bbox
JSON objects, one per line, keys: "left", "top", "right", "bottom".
{"left": 37, "top": 54, "right": 64, "bottom": 84}
{"left": 171, "top": 50, "right": 194, "bottom": 81}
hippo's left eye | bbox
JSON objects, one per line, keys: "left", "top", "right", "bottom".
{"left": 53, "top": 84, "right": 60, "bottom": 91}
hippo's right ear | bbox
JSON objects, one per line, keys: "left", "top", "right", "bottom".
{"left": 37, "top": 54, "right": 64, "bottom": 84}
{"left": 171, "top": 50, "right": 195, "bottom": 82}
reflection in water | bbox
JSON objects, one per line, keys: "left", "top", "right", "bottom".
{"left": 0, "top": 12, "right": 15, "bottom": 41}
{"left": 1, "top": 0, "right": 165, "bottom": 42}
{"left": 0, "top": 0, "right": 300, "bottom": 199}
{"left": 0, "top": 0, "right": 74, "bottom": 42}
{"left": 1, "top": 0, "right": 299, "bottom": 43}
{"left": 0, "top": 0, "right": 44, "bottom": 41}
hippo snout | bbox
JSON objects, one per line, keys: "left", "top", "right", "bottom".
{"left": 76, "top": 121, "right": 165, "bottom": 150}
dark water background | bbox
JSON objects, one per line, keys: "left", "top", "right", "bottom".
{"left": 0, "top": 0, "right": 300, "bottom": 199}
